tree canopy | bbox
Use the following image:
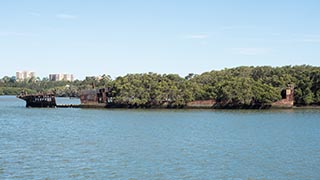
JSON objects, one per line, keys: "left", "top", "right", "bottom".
{"left": 1, "top": 65, "right": 320, "bottom": 106}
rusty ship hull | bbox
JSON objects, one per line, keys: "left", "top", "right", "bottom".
{"left": 17, "top": 94, "right": 57, "bottom": 108}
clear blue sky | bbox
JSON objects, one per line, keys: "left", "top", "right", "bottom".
{"left": 1, "top": 0, "right": 320, "bottom": 79}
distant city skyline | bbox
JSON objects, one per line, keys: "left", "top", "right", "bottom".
{"left": 1, "top": 1, "right": 320, "bottom": 79}
{"left": 8, "top": 70, "right": 99, "bottom": 80}
{"left": 12, "top": 71, "right": 75, "bottom": 81}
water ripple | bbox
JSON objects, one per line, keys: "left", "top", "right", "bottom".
{"left": 0, "top": 96, "right": 320, "bottom": 179}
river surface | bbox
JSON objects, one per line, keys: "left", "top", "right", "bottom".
{"left": 0, "top": 96, "right": 319, "bottom": 180}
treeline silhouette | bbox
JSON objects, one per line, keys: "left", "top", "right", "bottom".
{"left": 1, "top": 65, "right": 319, "bottom": 106}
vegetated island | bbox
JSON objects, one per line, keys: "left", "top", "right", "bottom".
{"left": 2, "top": 65, "right": 320, "bottom": 109}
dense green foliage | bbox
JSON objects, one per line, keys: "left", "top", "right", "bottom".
{"left": 0, "top": 75, "right": 112, "bottom": 97}
{"left": 190, "top": 65, "right": 320, "bottom": 105}
{"left": 111, "top": 73, "right": 197, "bottom": 107}
{"left": 0, "top": 87, "right": 37, "bottom": 95}
{"left": 1, "top": 65, "right": 320, "bottom": 106}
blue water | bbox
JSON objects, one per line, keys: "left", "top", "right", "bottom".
{"left": 0, "top": 96, "right": 320, "bottom": 180}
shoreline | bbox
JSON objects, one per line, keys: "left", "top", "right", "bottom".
{"left": 58, "top": 104, "right": 320, "bottom": 110}
{"left": 293, "top": 105, "right": 320, "bottom": 109}
{"left": 4, "top": 95, "right": 319, "bottom": 110}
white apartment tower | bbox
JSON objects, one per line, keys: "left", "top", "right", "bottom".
{"left": 16, "top": 71, "right": 35, "bottom": 81}
{"left": 49, "top": 73, "right": 74, "bottom": 81}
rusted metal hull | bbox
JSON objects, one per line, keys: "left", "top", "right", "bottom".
{"left": 17, "top": 94, "right": 57, "bottom": 108}
{"left": 80, "top": 88, "right": 111, "bottom": 107}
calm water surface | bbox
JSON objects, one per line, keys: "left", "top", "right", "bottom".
{"left": 0, "top": 96, "right": 319, "bottom": 180}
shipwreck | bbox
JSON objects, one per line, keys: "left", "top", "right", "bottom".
{"left": 17, "top": 94, "right": 57, "bottom": 108}
{"left": 18, "top": 85, "right": 295, "bottom": 109}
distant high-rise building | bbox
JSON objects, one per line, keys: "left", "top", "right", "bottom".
{"left": 49, "top": 73, "right": 74, "bottom": 81}
{"left": 16, "top": 71, "right": 35, "bottom": 81}
{"left": 85, "top": 76, "right": 102, "bottom": 81}
{"left": 62, "top": 74, "right": 74, "bottom": 81}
